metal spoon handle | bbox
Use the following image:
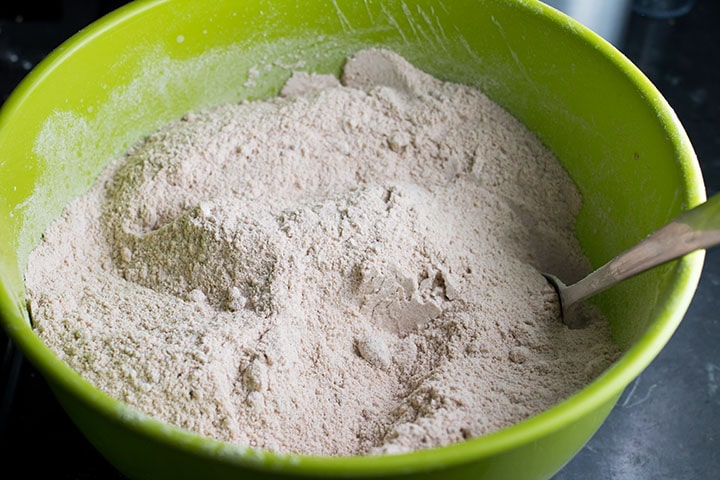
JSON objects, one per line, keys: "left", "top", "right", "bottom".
{"left": 563, "top": 192, "right": 720, "bottom": 306}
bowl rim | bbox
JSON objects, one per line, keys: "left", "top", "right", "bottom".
{"left": 0, "top": 0, "right": 706, "bottom": 476}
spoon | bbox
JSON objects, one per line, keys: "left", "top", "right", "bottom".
{"left": 544, "top": 192, "right": 720, "bottom": 329}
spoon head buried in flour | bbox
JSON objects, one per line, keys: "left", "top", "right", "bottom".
{"left": 542, "top": 273, "right": 591, "bottom": 329}
{"left": 544, "top": 191, "right": 720, "bottom": 330}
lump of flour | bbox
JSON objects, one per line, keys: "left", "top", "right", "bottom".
{"left": 25, "top": 48, "right": 621, "bottom": 456}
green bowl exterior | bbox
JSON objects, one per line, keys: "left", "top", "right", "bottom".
{"left": 0, "top": 0, "right": 705, "bottom": 479}
{"left": 51, "top": 379, "right": 622, "bottom": 479}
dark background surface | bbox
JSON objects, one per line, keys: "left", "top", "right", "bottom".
{"left": 1, "top": 1, "right": 718, "bottom": 478}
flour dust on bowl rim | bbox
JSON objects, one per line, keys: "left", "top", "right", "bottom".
{"left": 0, "top": 0, "right": 704, "bottom": 479}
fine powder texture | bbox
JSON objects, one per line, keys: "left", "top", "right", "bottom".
{"left": 26, "top": 48, "right": 621, "bottom": 456}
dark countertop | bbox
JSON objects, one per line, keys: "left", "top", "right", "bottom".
{"left": 1, "top": 1, "right": 718, "bottom": 478}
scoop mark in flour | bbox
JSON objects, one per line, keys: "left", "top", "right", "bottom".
{"left": 355, "top": 334, "right": 392, "bottom": 369}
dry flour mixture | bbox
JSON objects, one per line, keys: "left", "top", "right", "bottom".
{"left": 25, "top": 48, "right": 621, "bottom": 456}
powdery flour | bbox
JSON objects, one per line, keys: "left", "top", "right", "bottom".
{"left": 25, "top": 48, "right": 621, "bottom": 456}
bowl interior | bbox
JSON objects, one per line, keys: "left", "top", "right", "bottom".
{"left": 0, "top": 0, "right": 705, "bottom": 478}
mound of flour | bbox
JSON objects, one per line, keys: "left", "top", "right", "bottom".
{"left": 25, "top": 48, "right": 620, "bottom": 456}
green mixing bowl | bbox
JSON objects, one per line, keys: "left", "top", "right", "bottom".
{"left": 0, "top": 0, "right": 705, "bottom": 478}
